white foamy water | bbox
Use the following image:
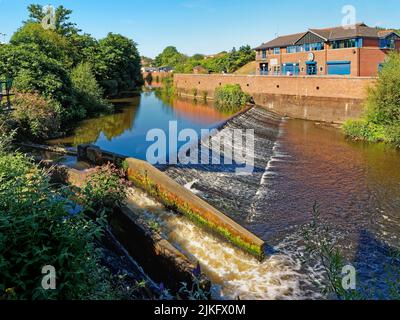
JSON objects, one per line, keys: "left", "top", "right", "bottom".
{"left": 126, "top": 187, "right": 324, "bottom": 300}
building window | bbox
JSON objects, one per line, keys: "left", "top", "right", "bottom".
{"left": 273, "top": 47, "right": 281, "bottom": 54}
{"left": 286, "top": 42, "right": 324, "bottom": 53}
{"left": 306, "top": 62, "right": 317, "bottom": 75}
{"left": 331, "top": 38, "right": 362, "bottom": 49}
{"left": 262, "top": 49, "right": 267, "bottom": 59}
{"left": 380, "top": 37, "right": 396, "bottom": 49}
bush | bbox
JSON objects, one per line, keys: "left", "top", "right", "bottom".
{"left": 343, "top": 52, "right": 400, "bottom": 148}
{"left": 81, "top": 164, "right": 128, "bottom": 213}
{"left": 0, "top": 152, "right": 108, "bottom": 300}
{"left": 342, "top": 120, "right": 386, "bottom": 142}
{"left": 71, "top": 63, "right": 113, "bottom": 116}
{"left": 214, "top": 84, "right": 250, "bottom": 112}
{"left": 12, "top": 92, "right": 62, "bottom": 140}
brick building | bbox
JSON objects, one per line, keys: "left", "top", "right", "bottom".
{"left": 255, "top": 23, "right": 400, "bottom": 77}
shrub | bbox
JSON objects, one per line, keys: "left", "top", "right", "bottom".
{"left": 12, "top": 92, "right": 61, "bottom": 140}
{"left": 0, "top": 152, "right": 108, "bottom": 300}
{"left": 71, "top": 62, "right": 113, "bottom": 116}
{"left": 343, "top": 53, "right": 400, "bottom": 148}
{"left": 342, "top": 120, "right": 385, "bottom": 142}
{"left": 214, "top": 84, "right": 250, "bottom": 112}
{"left": 81, "top": 164, "right": 128, "bottom": 213}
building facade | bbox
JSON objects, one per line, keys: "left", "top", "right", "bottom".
{"left": 255, "top": 23, "right": 400, "bottom": 77}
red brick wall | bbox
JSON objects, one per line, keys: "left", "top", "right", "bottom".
{"left": 174, "top": 74, "right": 376, "bottom": 123}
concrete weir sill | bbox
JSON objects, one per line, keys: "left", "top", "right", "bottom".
{"left": 125, "top": 158, "right": 266, "bottom": 260}
{"left": 77, "top": 145, "right": 266, "bottom": 260}
{"left": 56, "top": 165, "right": 212, "bottom": 294}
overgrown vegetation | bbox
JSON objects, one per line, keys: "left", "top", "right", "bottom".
{"left": 302, "top": 204, "right": 400, "bottom": 300}
{"left": 0, "top": 4, "right": 143, "bottom": 141}
{"left": 154, "top": 46, "right": 255, "bottom": 74}
{"left": 343, "top": 52, "right": 400, "bottom": 147}
{"left": 214, "top": 84, "right": 250, "bottom": 112}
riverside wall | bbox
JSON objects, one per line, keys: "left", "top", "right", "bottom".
{"left": 174, "top": 74, "right": 376, "bottom": 123}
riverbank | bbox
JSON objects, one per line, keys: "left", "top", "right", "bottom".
{"left": 174, "top": 74, "right": 375, "bottom": 124}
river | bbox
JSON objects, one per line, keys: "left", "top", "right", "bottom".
{"left": 49, "top": 90, "right": 400, "bottom": 299}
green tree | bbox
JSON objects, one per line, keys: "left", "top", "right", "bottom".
{"left": 343, "top": 52, "right": 400, "bottom": 147}
{"left": 11, "top": 22, "right": 74, "bottom": 68}
{"left": 93, "top": 33, "right": 143, "bottom": 96}
{"left": 0, "top": 44, "right": 77, "bottom": 119}
{"left": 154, "top": 46, "right": 187, "bottom": 68}
{"left": 26, "top": 4, "right": 80, "bottom": 36}
{"left": 71, "top": 62, "right": 112, "bottom": 116}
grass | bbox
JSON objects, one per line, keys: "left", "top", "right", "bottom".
{"left": 234, "top": 61, "right": 257, "bottom": 75}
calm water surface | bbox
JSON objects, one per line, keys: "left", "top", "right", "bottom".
{"left": 50, "top": 91, "right": 400, "bottom": 299}
{"left": 50, "top": 91, "right": 233, "bottom": 160}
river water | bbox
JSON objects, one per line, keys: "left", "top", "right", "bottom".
{"left": 50, "top": 90, "right": 400, "bottom": 299}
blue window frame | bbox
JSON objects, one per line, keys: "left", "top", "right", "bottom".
{"left": 262, "top": 49, "right": 267, "bottom": 59}
{"left": 282, "top": 63, "right": 300, "bottom": 75}
{"left": 380, "top": 36, "right": 396, "bottom": 49}
{"left": 287, "top": 42, "right": 324, "bottom": 53}
{"left": 273, "top": 47, "right": 280, "bottom": 54}
{"left": 331, "top": 38, "right": 362, "bottom": 49}
{"left": 306, "top": 61, "right": 317, "bottom": 75}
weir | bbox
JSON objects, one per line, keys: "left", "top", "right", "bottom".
{"left": 76, "top": 145, "right": 266, "bottom": 259}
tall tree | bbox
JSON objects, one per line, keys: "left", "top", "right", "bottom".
{"left": 26, "top": 4, "right": 80, "bottom": 36}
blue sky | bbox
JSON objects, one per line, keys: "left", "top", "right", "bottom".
{"left": 0, "top": 0, "right": 399, "bottom": 58}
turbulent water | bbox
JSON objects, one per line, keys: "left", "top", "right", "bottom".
{"left": 51, "top": 92, "right": 400, "bottom": 299}
{"left": 160, "top": 106, "right": 400, "bottom": 299}
{"left": 127, "top": 187, "right": 323, "bottom": 300}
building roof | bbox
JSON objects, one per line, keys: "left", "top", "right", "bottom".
{"left": 255, "top": 23, "right": 400, "bottom": 49}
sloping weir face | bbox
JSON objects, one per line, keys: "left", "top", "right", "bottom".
{"left": 158, "top": 105, "right": 400, "bottom": 300}
{"left": 157, "top": 107, "right": 324, "bottom": 300}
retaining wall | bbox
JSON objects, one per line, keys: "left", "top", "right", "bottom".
{"left": 77, "top": 145, "right": 266, "bottom": 259}
{"left": 174, "top": 74, "right": 376, "bottom": 123}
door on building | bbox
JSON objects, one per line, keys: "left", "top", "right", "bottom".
{"left": 259, "top": 63, "right": 268, "bottom": 75}
{"left": 306, "top": 62, "right": 317, "bottom": 75}
{"left": 327, "top": 61, "right": 351, "bottom": 75}
{"left": 282, "top": 63, "right": 300, "bottom": 76}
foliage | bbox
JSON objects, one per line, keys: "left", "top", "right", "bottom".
{"left": 0, "top": 117, "right": 16, "bottom": 154}
{"left": 11, "top": 22, "right": 74, "bottom": 68}
{"left": 0, "top": 44, "right": 77, "bottom": 120}
{"left": 302, "top": 203, "right": 400, "bottom": 300}
{"left": 178, "top": 263, "right": 211, "bottom": 300}
{"left": 214, "top": 84, "right": 250, "bottom": 112}
{"left": 343, "top": 53, "right": 400, "bottom": 148}
{"left": 12, "top": 92, "right": 61, "bottom": 140}
{"left": 302, "top": 204, "right": 354, "bottom": 299}
{"left": 0, "top": 152, "right": 108, "bottom": 300}
{"left": 154, "top": 46, "right": 255, "bottom": 74}
{"left": 0, "top": 5, "right": 143, "bottom": 140}
{"left": 342, "top": 120, "right": 386, "bottom": 142}
{"left": 26, "top": 4, "right": 80, "bottom": 37}
{"left": 81, "top": 164, "right": 128, "bottom": 213}
{"left": 154, "top": 46, "right": 187, "bottom": 68}
{"left": 141, "top": 56, "right": 154, "bottom": 67}
{"left": 92, "top": 33, "right": 143, "bottom": 96}
{"left": 71, "top": 63, "right": 113, "bottom": 117}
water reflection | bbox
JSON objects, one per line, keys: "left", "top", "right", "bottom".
{"left": 49, "top": 91, "right": 233, "bottom": 160}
